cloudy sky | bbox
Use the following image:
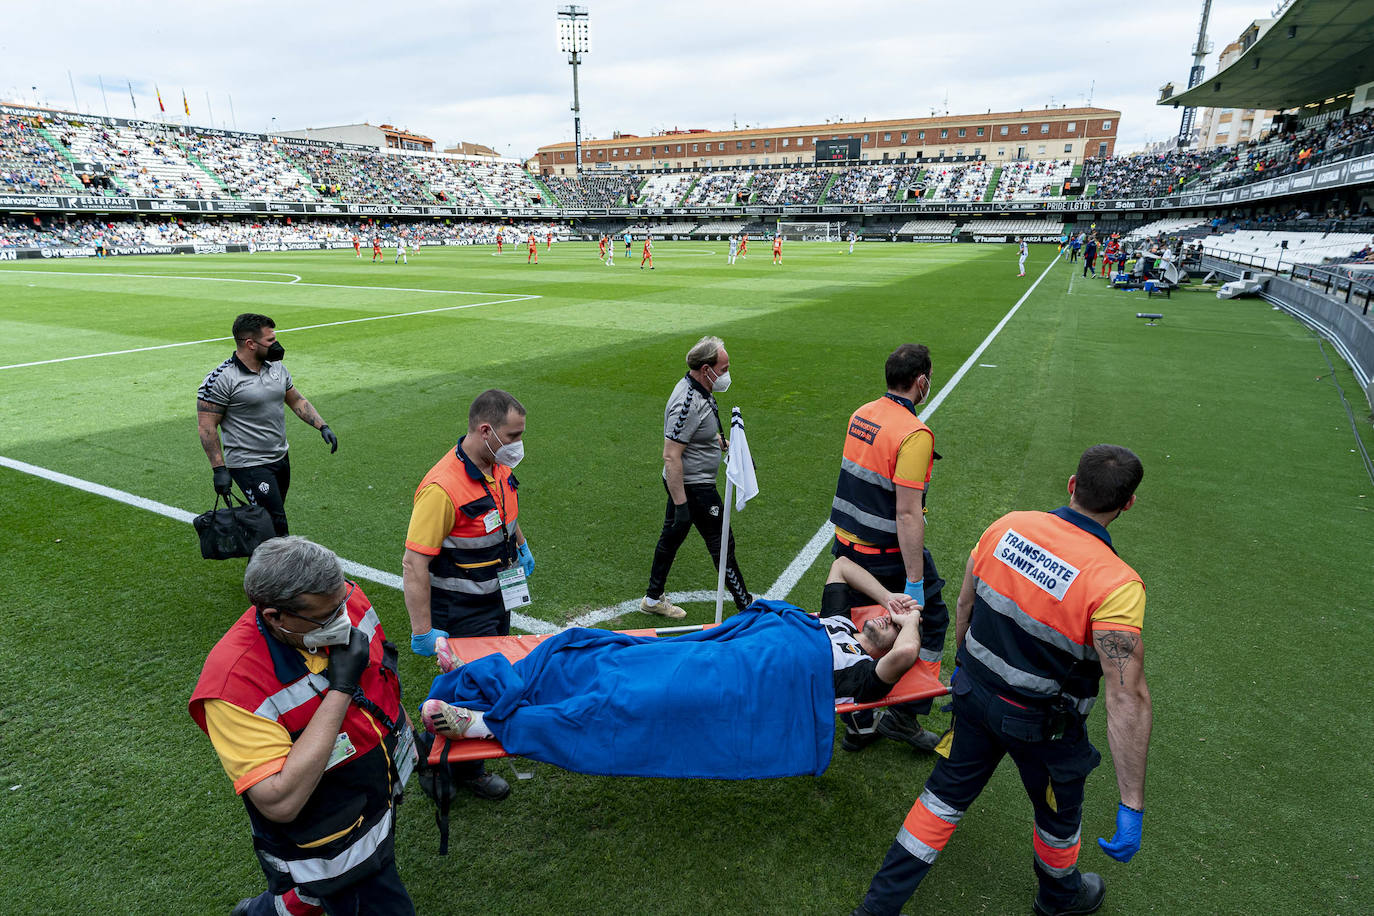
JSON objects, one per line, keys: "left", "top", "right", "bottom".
{"left": 3, "top": 0, "right": 1274, "bottom": 157}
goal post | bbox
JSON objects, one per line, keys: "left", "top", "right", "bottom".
{"left": 776, "top": 220, "right": 846, "bottom": 242}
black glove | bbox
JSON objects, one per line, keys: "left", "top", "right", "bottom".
{"left": 670, "top": 501, "right": 692, "bottom": 533}
{"left": 212, "top": 466, "right": 233, "bottom": 497}
{"left": 326, "top": 627, "right": 371, "bottom": 693}
{"left": 320, "top": 425, "right": 338, "bottom": 454}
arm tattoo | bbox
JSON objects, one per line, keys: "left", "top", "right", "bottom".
{"left": 1097, "top": 631, "right": 1138, "bottom": 685}
{"left": 196, "top": 399, "right": 225, "bottom": 415}
{"left": 291, "top": 398, "right": 323, "bottom": 428}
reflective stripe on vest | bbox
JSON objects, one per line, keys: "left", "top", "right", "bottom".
{"left": 960, "top": 510, "right": 1141, "bottom": 706}
{"left": 259, "top": 808, "right": 394, "bottom": 886}
{"left": 829, "top": 396, "right": 931, "bottom": 548}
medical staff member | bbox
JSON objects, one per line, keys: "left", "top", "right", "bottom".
{"left": 402, "top": 388, "right": 534, "bottom": 801}
{"left": 642, "top": 335, "right": 752, "bottom": 619}
{"left": 190, "top": 537, "right": 415, "bottom": 916}
{"left": 830, "top": 344, "right": 949, "bottom": 752}
{"left": 853, "top": 445, "right": 1153, "bottom": 916}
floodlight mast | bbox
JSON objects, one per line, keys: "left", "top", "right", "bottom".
{"left": 1177, "top": 0, "right": 1214, "bottom": 148}
{"left": 557, "top": 5, "right": 590, "bottom": 175}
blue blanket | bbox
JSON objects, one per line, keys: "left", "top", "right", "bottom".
{"left": 424, "top": 601, "right": 834, "bottom": 779}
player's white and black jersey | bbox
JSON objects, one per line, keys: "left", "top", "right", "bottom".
{"left": 197, "top": 354, "right": 293, "bottom": 468}
{"left": 820, "top": 579, "right": 894, "bottom": 704}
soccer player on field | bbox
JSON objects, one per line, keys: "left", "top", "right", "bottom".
{"left": 546, "top": 229, "right": 553, "bottom": 251}
{"left": 352, "top": 234, "right": 361, "bottom": 258}
{"left": 1017, "top": 237, "right": 1028, "bottom": 277}
{"left": 372, "top": 236, "right": 383, "bottom": 263}
{"left": 496, "top": 231, "right": 504, "bottom": 254}
{"left": 772, "top": 234, "right": 783, "bottom": 265}
{"left": 727, "top": 234, "right": 738, "bottom": 265}
{"left": 624, "top": 229, "right": 633, "bottom": 259}
{"left": 395, "top": 239, "right": 407, "bottom": 265}
{"left": 641, "top": 234, "right": 654, "bottom": 270}
{"left": 599, "top": 234, "right": 607, "bottom": 262}
{"left": 527, "top": 233, "right": 538, "bottom": 264}
{"left": 849, "top": 230, "right": 857, "bottom": 255}
{"left": 739, "top": 233, "right": 748, "bottom": 259}
{"left": 412, "top": 235, "right": 421, "bottom": 256}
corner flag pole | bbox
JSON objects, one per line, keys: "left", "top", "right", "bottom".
{"left": 714, "top": 481, "right": 734, "bottom": 625}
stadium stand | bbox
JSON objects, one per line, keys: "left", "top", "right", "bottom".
{"left": 993, "top": 159, "right": 1074, "bottom": 201}
{"left": 1123, "top": 217, "right": 1210, "bottom": 242}
{"left": 825, "top": 165, "right": 925, "bottom": 204}
{"left": 49, "top": 115, "right": 221, "bottom": 198}
{"left": 683, "top": 170, "right": 752, "bottom": 205}
{"left": 898, "top": 218, "right": 957, "bottom": 235}
{"left": 180, "top": 131, "right": 318, "bottom": 201}
{"left": 747, "top": 167, "right": 829, "bottom": 205}
{"left": 274, "top": 145, "right": 433, "bottom": 203}
{"left": 1200, "top": 229, "right": 1372, "bottom": 270}
{"left": 543, "top": 173, "right": 638, "bottom": 207}
{"left": 0, "top": 115, "right": 74, "bottom": 193}
{"left": 924, "top": 162, "right": 994, "bottom": 201}
{"left": 637, "top": 173, "right": 695, "bottom": 206}
{"left": 967, "top": 218, "right": 1063, "bottom": 238}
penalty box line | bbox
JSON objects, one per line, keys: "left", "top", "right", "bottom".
{"left": 0, "top": 454, "right": 558, "bottom": 636}
{"left": 0, "top": 291, "right": 541, "bottom": 371}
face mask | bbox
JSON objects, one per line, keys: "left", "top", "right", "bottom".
{"left": 916, "top": 377, "right": 931, "bottom": 405}
{"left": 301, "top": 611, "right": 353, "bottom": 652}
{"left": 708, "top": 368, "right": 732, "bottom": 393}
{"left": 487, "top": 431, "right": 525, "bottom": 469}
{"left": 262, "top": 340, "right": 285, "bottom": 362}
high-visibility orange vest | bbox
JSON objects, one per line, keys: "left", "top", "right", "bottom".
{"left": 957, "top": 507, "right": 1142, "bottom": 713}
{"left": 415, "top": 445, "right": 519, "bottom": 619}
{"left": 830, "top": 394, "right": 933, "bottom": 549}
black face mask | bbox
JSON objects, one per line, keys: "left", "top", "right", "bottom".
{"left": 263, "top": 341, "right": 285, "bottom": 362}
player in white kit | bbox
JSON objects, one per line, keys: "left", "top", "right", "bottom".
{"left": 1017, "top": 238, "right": 1028, "bottom": 277}
{"left": 727, "top": 235, "right": 739, "bottom": 265}
{"left": 396, "top": 240, "right": 407, "bottom": 265}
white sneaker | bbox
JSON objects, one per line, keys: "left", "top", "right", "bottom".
{"left": 421, "top": 699, "right": 474, "bottom": 738}
{"left": 641, "top": 595, "right": 686, "bottom": 619}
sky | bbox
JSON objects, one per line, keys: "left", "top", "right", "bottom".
{"left": 1, "top": 0, "right": 1278, "bottom": 158}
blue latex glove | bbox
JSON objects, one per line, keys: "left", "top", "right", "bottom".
{"left": 410, "top": 627, "right": 449, "bottom": 657}
{"left": 1098, "top": 803, "right": 1144, "bottom": 862}
{"left": 517, "top": 542, "right": 535, "bottom": 577}
{"left": 904, "top": 579, "right": 925, "bottom": 606}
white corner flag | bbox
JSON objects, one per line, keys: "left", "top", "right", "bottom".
{"left": 725, "top": 407, "right": 759, "bottom": 510}
{"left": 716, "top": 407, "right": 758, "bottom": 624}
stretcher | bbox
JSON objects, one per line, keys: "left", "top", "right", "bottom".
{"left": 425, "top": 606, "right": 950, "bottom": 768}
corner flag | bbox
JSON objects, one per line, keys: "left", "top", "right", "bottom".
{"left": 725, "top": 407, "right": 758, "bottom": 510}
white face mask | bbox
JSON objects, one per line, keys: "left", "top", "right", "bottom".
{"left": 301, "top": 612, "right": 354, "bottom": 652}
{"left": 708, "top": 367, "right": 732, "bottom": 393}
{"left": 488, "top": 430, "right": 525, "bottom": 469}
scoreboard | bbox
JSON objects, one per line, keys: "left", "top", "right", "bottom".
{"left": 815, "top": 138, "right": 860, "bottom": 162}
{"left": 1061, "top": 176, "right": 1085, "bottom": 196}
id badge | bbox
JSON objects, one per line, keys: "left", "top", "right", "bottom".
{"left": 394, "top": 723, "right": 418, "bottom": 788}
{"left": 326, "top": 731, "right": 357, "bottom": 770}
{"left": 481, "top": 510, "right": 501, "bottom": 534}
{"left": 498, "top": 565, "right": 531, "bottom": 610}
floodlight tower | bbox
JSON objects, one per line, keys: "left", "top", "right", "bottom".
{"left": 1177, "top": 0, "right": 1214, "bottom": 148}
{"left": 557, "top": 5, "right": 590, "bottom": 174}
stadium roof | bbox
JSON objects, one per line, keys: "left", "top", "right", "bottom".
{"left": 1161, "top": 0, "right": 1374, "bottom": 110}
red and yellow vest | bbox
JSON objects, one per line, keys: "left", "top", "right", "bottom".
{"left": 830, "top": 394, "right": 933, "bottom": 549}
{"left": 415, "top": 445, "right": 519, "bottom": 619}
{"left": 188, "top": 587, "right": 405, "bottom": 896}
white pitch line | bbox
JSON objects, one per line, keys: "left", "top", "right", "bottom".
{"left": 0, "top": 267, "right": 529, "bottom": 298}
{"left": 0, "top": 454, "right": 557, "bottom": 635}
{"left": 0, "top": 294, "right": 539, "bottom": 371}
{"left": 566, "top": 253, "right": 1064, "bottom": 627}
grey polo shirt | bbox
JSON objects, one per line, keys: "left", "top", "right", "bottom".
{"left": 198, "top": 354, "right": 293, "bottom": 468}
{"left": 663, "top": 373, "right": 722, "bottom": 485}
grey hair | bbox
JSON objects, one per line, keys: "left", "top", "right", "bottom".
{"left": 243, "top": 536, "right": 345, "bottom": 611}
{"left": 686, "top": 335, "right": 725, "bottom": 371}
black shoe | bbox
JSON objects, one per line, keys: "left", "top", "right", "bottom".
{"left": 1033, "top": 872, "right": 1105, "bottom": 916}
{"left": 876, "top": 710, "right": 941, "bottom": 752}
{"left": 841, "top": 728, "right": 883, "bottom": 752}
{"left": 230, "top": 895, "right": 263, "bottom": 916}
{"left": 462, "top": 772, "right": 511, "bottom": 801}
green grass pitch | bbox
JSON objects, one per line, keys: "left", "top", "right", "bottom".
{"left": 0, "top": 240, "right": 1370, "bottom": 914}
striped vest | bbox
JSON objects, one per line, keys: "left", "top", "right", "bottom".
{"left": 830, "top": 394, "right": 933, "bottom": 548}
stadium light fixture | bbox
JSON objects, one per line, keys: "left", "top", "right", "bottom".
{"left": 556, "top": 5, "right": 590, "bottom": 175}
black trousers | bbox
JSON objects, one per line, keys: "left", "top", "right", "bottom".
{"left": 861, "top": 676, "right": 1099, "bottom": 916}
{"left": 647, "top": 480, "right": 751, "bottom": 611}
{"left": 243, "top": 858, "right": 413, "bottom": 916}
{"left": 230, "top": 455, "right": 291, "bottom": 537}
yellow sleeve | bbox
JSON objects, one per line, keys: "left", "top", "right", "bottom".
{"left": 893, "top": 428, "right": 933, "bottom": 490}
{"left": 404, "top": 483, "right": 455, "bottom": 555}
{"left": 1091, "top": 580, "right": 1145, "bottom": 632}
{"left": 203, "top": 654, "right": 329, "bottom": 794}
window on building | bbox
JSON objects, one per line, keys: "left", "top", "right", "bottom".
{"left": 1037, "top": 145, "right": 1046, "bottom": 155}
{"left": 1102, "top": 120, "right": 1112, "bottom": 129}
{"left": 973, "top": 148, "right": 981, "bottom": 157}
{"left": 764, "top": 139, "right": 770, "bottom": 147}
{"left": 692, "top": 143, "right": 698, "bottom": 152}
{"left": 1066, "top": 122, "right": 1077, "bottom": 132}
{"left": 976, "top": 127, "right": 985, "bottom": 136}
{"left": 635, "top": 147, "right": 641, "bottom": 154}
{"left": 1019, "top": 125, "right": 1029, "bottom": 135}
{"left": 612, "top": 149, "right": 618, "bottom": 157}
{"left": 1000, "top": 126, "right": 1009, "bottom": 136}
{"left": 749, "top": 140, "right": 756, "bottom": 148}
{"left": 956, "top": 148, "right": 964, "bottom": 157}
{"left": 957, "top": 128, "right": 966, "bottom": 137}
{"left": 998, "top": 148, "right": 1005, "bottom": 157}
{"left": 782, "top": 138, "right": 789, "bottom": 147}
{"left": 1064, "top": 143, "right": 1072, "bottom": 153}
{"left": 736, "top": 141, "right": 743, "bottom": 150}
{"left": 1040, "top": 123, "right": 1050, "bottom": 134}
{"left": 736, "top": 158, "right": 742, "bottom": 165}
{"left": 863, "top": 133, "right": 870, "bottom": 142}
{"left": 901, "top": 132, "right": 908, "bottom": 143}
{"left": 918, "top": 130, "right": 925, "bottom": 140}
{"left": 940, "top": 129, "right": 949, "bottom": 138}
{"left": 1098, "top": 142, "right": 1108, "bottom": 156}
{"left": 883, "top": 132, "right": 891, "bottom": 141}
{"left": 558, "top": 152, "right": 566, "bottom": 160}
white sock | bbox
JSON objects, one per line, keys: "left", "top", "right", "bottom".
{"left": 464, "top": 710, "right": 493, "bottom": 739}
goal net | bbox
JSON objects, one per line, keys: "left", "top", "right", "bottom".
{"left": 776, "top": 220, "right": 846, "bottom": 242}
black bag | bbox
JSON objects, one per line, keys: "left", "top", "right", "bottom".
{"left": 193, "top": 491, "right": 276, "bottom": 560}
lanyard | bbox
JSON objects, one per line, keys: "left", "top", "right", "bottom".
{"left": 479, "top": 472, "right": 516, "bottom": 564}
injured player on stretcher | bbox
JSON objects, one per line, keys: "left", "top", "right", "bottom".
{"left": 420, "top": 558, "right": 923, "bottom": 775}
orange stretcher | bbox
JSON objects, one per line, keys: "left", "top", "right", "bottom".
{"left": 426, "top": 606, "right": 949, "bottom": 768}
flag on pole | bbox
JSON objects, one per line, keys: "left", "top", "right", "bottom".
{"left": 182, "top": 90, "right": 189, "bottom": 116}
{"left": 725, "top": 407, "right": 759, "bottom": 510}
{"left": 127, "top": 79, "right": 137, "bottom": 113}
{"left": 156, "top": 85, "right": 165, "bottom": 112}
